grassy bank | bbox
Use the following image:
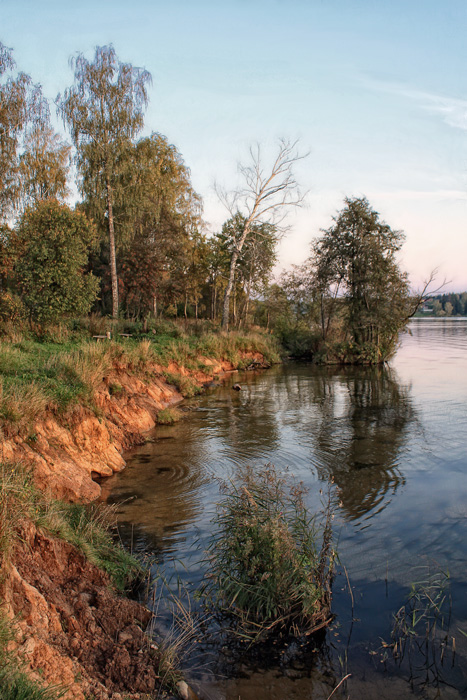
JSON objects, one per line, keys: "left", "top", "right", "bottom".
{"left": 0, "top": 321, "right": 281, "bottom": 697}
{"left": 0, "top": 319, "right": 281, "bottom": 435}
{"left": 0, "top": 463, "right": 148, "bottom": 699}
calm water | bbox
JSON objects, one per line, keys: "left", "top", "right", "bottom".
{"left": 101, "top": 319, "right": 467, "bottom": 699}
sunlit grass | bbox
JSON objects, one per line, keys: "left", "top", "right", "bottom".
{"left": 0, "top": 323, "right": 280, "bottom": 432}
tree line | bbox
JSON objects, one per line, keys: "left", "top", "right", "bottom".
{"left": 421, "top": 293, "right": 467, "bottom": 317}
{"left": 1, "top": 42, "right": 303, "bottom": 330}
{"left": 0, "top": 41, "right": 448, "bottom": 363}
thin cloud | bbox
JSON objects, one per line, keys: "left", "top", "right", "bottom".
{"left": 362, "top": 77, "right": 467, "bottom": 132}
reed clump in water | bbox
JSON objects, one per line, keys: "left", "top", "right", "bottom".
{"left": 201, "top": 464, "right": 335, "bottom": 642}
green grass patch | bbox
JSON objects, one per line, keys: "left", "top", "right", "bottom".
{"left": 0, "top": 325, "right": 280, "bottom": 432}
{"left": 0, "top": 464, "right": 142, "bottom": 592}
{"left": 157, "top": 408, "right": 182, "bottom": 425}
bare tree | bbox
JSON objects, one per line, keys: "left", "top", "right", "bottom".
{"left": 217, "top": 139, "right": 307, "bottom": 330}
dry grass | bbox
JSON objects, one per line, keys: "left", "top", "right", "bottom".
{"left": 0, "top": 378, "right": 49, "bottom": 430}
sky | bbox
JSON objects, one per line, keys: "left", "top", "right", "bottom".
{"left": 1, "top": 0, "right": 467, "bottom": 291}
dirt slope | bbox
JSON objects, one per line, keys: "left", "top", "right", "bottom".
{"left": 1, "top": 357, "right": 239, "bottom": 502}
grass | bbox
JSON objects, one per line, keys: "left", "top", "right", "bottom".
{"left": 0, "top": 463, "right": 145, "bottom": 699}
{"left": 378, "top": 565, "right": 456, "bottom": 689}
{"left": 162, "top": 372, "right": 203, "bottom": 399}
{"left": 0, "top": 323, "right": 280, "bottom": 434}
{"left": 146, "top": 573, "right": 206, "bottom": 696}
{"left": 156, "top": 408, "right": 182, "bottom": 425}
{"left": 0, "top": 463, "right": 142, "bottom": 592}
{"left": 200, "top": 464, "right": 335, "bottom": 642}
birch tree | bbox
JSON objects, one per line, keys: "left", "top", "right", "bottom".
{"left": 0, "top": 42, "right": 43, "bottom": 222}
{"left": 57, "top": 45, "right": 151, "bottom": 318}
{"left": 217, "top": 139, "right": 306, "bottom": 330}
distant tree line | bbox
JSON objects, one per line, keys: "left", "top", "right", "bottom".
{"left": 0, "top": 41, "right": 442, "bottom": 363}
{"left": 420, "top": 293, "right": 467, "bottom": 317}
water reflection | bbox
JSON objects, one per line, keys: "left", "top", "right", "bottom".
{"left": 99, "top": 426, "right": 210, "bottom": 555}
{"left": 308, "top": 365, "right": 415, "bottom": 520}
{"left": 101, "top": 320, "right": 467, "bottom": 700}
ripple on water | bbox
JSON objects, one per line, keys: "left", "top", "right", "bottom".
{"left": 102, "top": 319, "right": 467, "bottom": 700}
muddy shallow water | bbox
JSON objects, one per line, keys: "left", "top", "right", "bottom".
{"left": 101, "top": 319, "right": 467, "bottom": 699}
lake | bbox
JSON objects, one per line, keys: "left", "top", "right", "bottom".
{"left": 101, "top": 319, "right": 467, "bottom": 699}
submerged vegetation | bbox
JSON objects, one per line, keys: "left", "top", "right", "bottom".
{"left": 201, "top": 465, "right": 335, "bottom": 642}
{"left": 376, "top": 567, "right": 458, "bottom": 693}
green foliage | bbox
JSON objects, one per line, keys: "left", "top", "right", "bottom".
{"left": 420, "top": 292, "right": 467, "bottom": 317}
{"left": 274, "top": 197, "right": 414, "bottom": 363}
{"left": 57, "top": 44, "right": 152, "bottom": 318}
{"left": 201, "top": 465, "right": 335, "bottom": 641}
{"left": 311, "top": 196, "right": 412, "bottom": 362}
{"left": 13, "top": 200, "right": 99, "bottom": 324}
{"left": 118, "top": 133, "right": 204, "bottom": 320}
{"left": 0, "top": 292, "right": 26, "bottom": 324}
{"left": 217, "top": 214, "right": 278, "bottom": 328}
{"left": 157, "top": 407, "right": 181, "bottom": 425}
{"left": 18, "top": 122, "right": 70, "bottom": 208}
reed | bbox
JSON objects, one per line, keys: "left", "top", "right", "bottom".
{"left": 378, "top": 565, "right": 456, "bottom": 691}
{"left": 200, "top": 464, "right": 335, "bottom": 642}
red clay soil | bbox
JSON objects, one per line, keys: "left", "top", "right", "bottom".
{"left": 0, "top": 350, "right": 269, "bottom": 698}
{"left": 0, "top": 356, "right": 248, "bottom": 503}
{"left": 2, "top": 519, "right": 168, "bottom": 700}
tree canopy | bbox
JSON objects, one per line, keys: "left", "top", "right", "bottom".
{"left": 308, "top": 196, "right": 412, "bottom": 362}
{"left": 57, "top": 45, "right": 151, "bottom": 318}
{"left": 13, "top": 200, "right": 99, "bottom": 324}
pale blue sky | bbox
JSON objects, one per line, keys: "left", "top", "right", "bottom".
{"left": 2, "top": 0, "right": 467, "bottom": 290}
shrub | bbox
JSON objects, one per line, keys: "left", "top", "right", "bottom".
{"left": 157, "top": 408, "right": 181, "bottom": 425}
{"left": 201, "top": 465, "right": 335, "bottom": 641}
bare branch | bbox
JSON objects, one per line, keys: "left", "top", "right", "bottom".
{"left": 407, "top": 268, "right": 450, "bottom": 318}
{"left": 219, "top": 138, "right": 309, "bottom": 329}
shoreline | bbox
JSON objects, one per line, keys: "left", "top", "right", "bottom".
{"left": 0, "top": 337, "right": 274, "bottom": 700}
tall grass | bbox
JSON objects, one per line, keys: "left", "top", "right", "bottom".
{"left": 0, "top": 463, "right": 142, "bottom": 592}
{"left": 0, "top": 325, "right": 280, "bottom": 433}
{"left": 200, "top": 464, "right": 335, "bottom": 642}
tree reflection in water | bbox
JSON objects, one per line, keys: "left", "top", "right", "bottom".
{"left": 284, "top": 364, "right": 416, "bottom": 521}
